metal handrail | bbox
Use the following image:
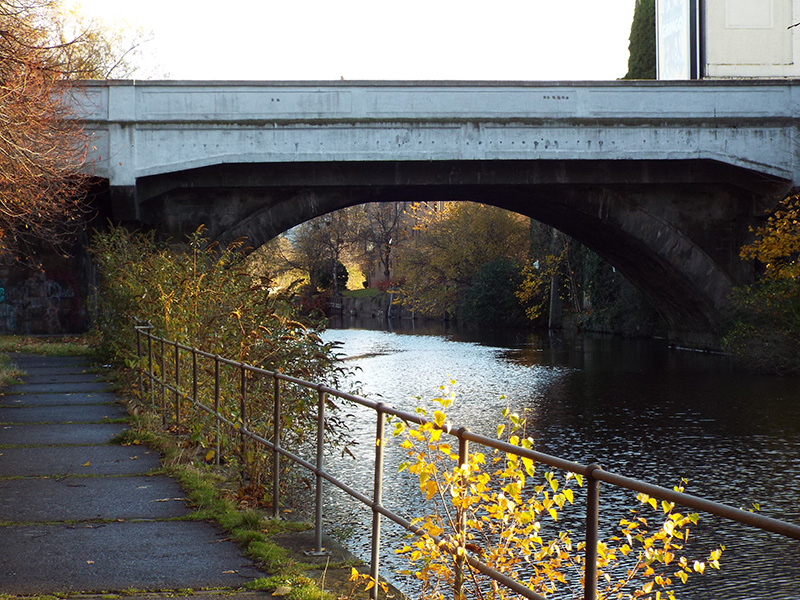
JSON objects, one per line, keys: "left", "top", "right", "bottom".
{"left": 133, "top": 322, "right": 800, "bottom": 600}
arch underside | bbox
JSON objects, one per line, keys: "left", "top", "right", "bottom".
{"left": 132, "top": 159, "right": 790, "bottom": 345}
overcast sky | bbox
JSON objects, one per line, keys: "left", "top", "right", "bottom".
{"left": 66, "top": 0, "right": 636, "bottom": 81}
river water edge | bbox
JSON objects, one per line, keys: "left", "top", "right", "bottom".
{"left": 319, "top": 319, "right": 800, "bottom": 599}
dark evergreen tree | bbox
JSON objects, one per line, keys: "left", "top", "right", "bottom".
{"left": 624, "top": 0, "right": 656, "bottom": 79}
{"left": 460, "top": 259, "right": 527, "bottom": 327}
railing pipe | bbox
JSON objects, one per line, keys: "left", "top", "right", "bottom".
{"left": 594, "top": 469, "right": 800, "bottom": 541}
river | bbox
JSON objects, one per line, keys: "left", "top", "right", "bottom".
{"left": 318, "top": 320, "right": 800, "bottom": 599}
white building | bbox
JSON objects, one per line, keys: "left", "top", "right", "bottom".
{"left": 657, "top": 0, "right": 800, "bottom": 78}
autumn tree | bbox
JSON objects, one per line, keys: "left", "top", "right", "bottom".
{"left": 395, "top": 202, "right": 530, "bottom": 320}
{"left": 0, "top": 0, "right": 89, "bottom": 260}
{"left": 0, "top": 0, "right": 153, "bottom": 261}
{"left": 286, "top": 208, "right": 367, "bottom": 295}
{"left": 246, "top": 233, "right": 303, "bottom": 290}
{"left": 724, "top": 195, "right": 800, "bottom": 374}
{"left": 47, "top": 2, "right": 154, "bottom": 79}
{"left": 356, "top": 202, "right": 411, "bottom": 286}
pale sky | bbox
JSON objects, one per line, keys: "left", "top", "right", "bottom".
{"left": 67, "top": 0, "right": 636, "bottom": 81}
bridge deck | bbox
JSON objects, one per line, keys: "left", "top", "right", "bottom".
{"left": 73, "top": 79, "right": 800, "bottom": 186}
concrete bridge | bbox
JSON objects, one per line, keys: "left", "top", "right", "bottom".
{"left": 76, "top": 79, "right": 800, "bottom": 345}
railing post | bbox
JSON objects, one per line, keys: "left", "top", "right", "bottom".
{"left": 272, "top": 375, "right": 281, "bottom": 520}
{"left": 147, "top": 332, "right": 153, "bottom": 407}
{"left": 584, "top": 464, "right": 602, "bottom": 600}
{"left": 214, "top": 355, "right": 221, "bottom": 466}
{"left": 174, "top": 341, "right": 181, "bottom": 427}
{"left": 370, "top": 405, "right": 386, "bottom": 600}
{"left": 455, "top": 429, "right": 469, "bottom": 600}
{"left": 191, "top": 346, "right": 198, "bottom": 407}
{"left": 311, "top": 388, "right": 327, "bottom": 555}
{"left": 136, "top": 325, "right": 143, "bottom": 394}
{"left": 240, "top": 362, "right": 248, "bottom": 482}
{"left": 160, "top": 338, "right": 166, "bottom": 427}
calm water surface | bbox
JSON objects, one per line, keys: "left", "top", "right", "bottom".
{"left": 319, "top": 321, "right": 800, "bottom": 599}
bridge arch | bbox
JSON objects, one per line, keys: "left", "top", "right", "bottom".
{"left": 128, "top": 157, "right": 789, "bottom": 347}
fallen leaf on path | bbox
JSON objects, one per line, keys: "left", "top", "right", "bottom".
{"left": 82, "top": 461, "right": 90, "bottom": 467}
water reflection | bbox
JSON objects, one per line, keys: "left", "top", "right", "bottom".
{"left": 321, "top": 321, "right": 800, "bottom": 599}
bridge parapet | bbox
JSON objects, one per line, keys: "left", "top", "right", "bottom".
{"left": 74, "top": 79, "right": 800, "bottom": 188}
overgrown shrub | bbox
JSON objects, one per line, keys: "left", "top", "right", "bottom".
{"left": 90, "top": 225, "right": 352, "bottom": 505}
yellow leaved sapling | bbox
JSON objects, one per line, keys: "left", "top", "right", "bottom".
{"left": 390, "top": 386, "right": 724, "bottom": 600}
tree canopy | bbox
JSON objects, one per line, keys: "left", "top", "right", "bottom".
{"left": 0, "top": 0, "right": 152, "bottom": 260}
{"left": 395, "top": 202, "right": 530, "bottom": 320}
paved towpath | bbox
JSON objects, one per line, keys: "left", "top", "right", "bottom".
{"left": 0, "top": 353, "right": 269, "bottom": 596}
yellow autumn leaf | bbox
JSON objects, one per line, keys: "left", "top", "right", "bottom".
{"left": 693, "top": 561, "right": 706, "bottom": 574}
{"left": 425, "top": 480, "right": 438, "bottom": 499}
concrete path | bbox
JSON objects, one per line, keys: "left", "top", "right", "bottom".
{"left": 0, "top": 354, "right": 267, "bottom": 595}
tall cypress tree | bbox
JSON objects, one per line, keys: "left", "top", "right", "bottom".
{"left": 624, "top": 0, "right": 656, "bottom": 79}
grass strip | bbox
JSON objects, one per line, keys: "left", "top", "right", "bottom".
{"left": 0, "top": 335, "right": 93, "bottom": 357}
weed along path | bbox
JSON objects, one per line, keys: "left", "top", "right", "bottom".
{"left": 0, "top": 354, "right": 267, "bottom": 595}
